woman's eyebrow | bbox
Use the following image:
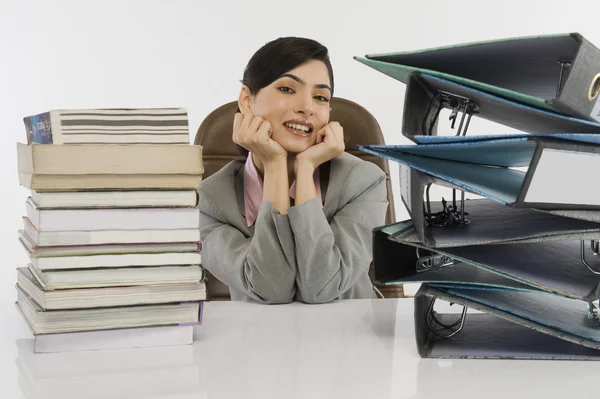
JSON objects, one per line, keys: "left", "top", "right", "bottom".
{"left": 278, "top": 73, "right": 332, "bottom": 92}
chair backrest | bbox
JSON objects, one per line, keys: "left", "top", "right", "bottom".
{"left": 195, "top": 97, "right": 402, "bottom": 299}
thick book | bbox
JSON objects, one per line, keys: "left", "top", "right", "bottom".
{"left": 22, "top": 217, "right": 200, "bottom": 246}
{"left": 355, "top": 32, "right": 600, "bottom": 121}
{"left": 30, "top": 189, "right": 199, "bottom": 209}
{"left": 23, "top": 107, "right": 190, "bottom": 144}
{"left": 15, "top": 286, "right": 203, "bottom": 335}
{"left": 17, "top": 142, "right": 204, "bottom": 175}
{"left": 24, "top": 325, "right": 196, "bottom": 354}
{"left": 358, "top": 136, "right": 600, "bottom": 209}
{"left": 26, "top": 262, "right": 204, "bottom": 290}
{"left": 25, "top": 197, "right": 200, "bottom": 231}
{"left": 19, "top": 229, "right": 197, "bottom": 256}
{"left": 17, "top": 267, "right": 206, "bottom": 310}
{"left": 18, "top": 172, "right": 204, "bottom": 191}
{"left": 22, "top": 243, "right": 202, "bottom": 270}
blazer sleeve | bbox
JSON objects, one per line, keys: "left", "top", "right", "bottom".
{"left": 286, "top": 162, "right": 388, "bottom": 304}
{"left": 197, "top": 190, "right": 297, "bottom": 304}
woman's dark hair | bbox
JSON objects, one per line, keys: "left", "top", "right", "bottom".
{"left": 236, "top": 37, "right": 334, "bottom": 156}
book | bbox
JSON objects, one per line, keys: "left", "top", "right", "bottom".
{"left": 17, "top": 142, "right": 204, "bottom": 175}
{"left": 30, "top": 189, "right": 199, "bottom": 209}
{"left": 24, "top": 107, "right": 191, "bottom": 145}
{"left": 17, "top": 267, "right": 206, "bottom": 309}
{"left": 25, "top": 263, "right": 204, "bottom": 290}
{"left": 16, "top": 287, "right": 203, "bottom": 334}
{"left": 24, "top": 247, "right": 202, "bottom": 270}
{"left": 22, "top": 326, "right": 197, "bottom": 354}
{"left": 25, "top": 197, "right": 200, "bottom": 231}
{"left": 23, "top": 217, "right": 201, "bottom": 246}
{"left": 19, "top": 230, "right": 197, "bottom": 256}
{"left": 19, "top": 172, "right": 203, "bottom": 190}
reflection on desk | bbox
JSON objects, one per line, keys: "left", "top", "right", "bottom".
{"left": 16, "top": 339, "right": 204, "bottom": 399}
{"left": 6, "top": 298, "right": 600, "bottom": 399}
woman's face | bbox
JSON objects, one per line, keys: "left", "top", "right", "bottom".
{"left": 247, "top": 59, "right": 332, "bottom": 154}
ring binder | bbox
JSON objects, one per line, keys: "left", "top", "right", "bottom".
{"left": 355, "top": 33, "right": 600, "bottom": 122}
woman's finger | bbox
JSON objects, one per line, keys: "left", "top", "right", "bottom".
{"left": 256, "top": 120, "right": 272, "bottom": 143}
{"left": 232, "top": 112, "right": 243, "bottom": 143}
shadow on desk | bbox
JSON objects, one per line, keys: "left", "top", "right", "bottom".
{"left": 15, "top": 338, "right": 205, "bottom": 399}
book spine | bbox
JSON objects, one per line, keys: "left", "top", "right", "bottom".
{"left": 24, "top": 112, "right": 54, "bottom": 144}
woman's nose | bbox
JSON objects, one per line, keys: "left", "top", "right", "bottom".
{"left": 294, "top": 93, "right": 314, "bottom": 116}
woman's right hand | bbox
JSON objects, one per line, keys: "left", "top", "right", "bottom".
{"left": 233, "top": 113, "right": 287, "bottom": 165}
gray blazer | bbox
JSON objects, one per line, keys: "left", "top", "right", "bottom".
{"left": 197, "top": 152, "right": 389, "bottom": 304}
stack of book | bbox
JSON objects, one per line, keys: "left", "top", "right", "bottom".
{"left": 15, "top": 108, "right": 206, "bottom": 353}
{"left": 355, "top": 32, "right": 600, "bottom": 359}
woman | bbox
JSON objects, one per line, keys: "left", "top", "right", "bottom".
{"left": 198, "top": 37, "right": 388, "bottom": 304}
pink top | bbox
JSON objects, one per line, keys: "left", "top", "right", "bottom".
{"left": 243, "top": 152, "right": 322, "bottom": 227}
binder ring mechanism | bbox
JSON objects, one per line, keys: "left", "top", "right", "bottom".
{"left": 423, "top": 184, "right": 470, "bottom": 228}
{"left": 422, "top": 90, "right": 479, "bottom": 136}
{"left": 426, "top": 298, "right": 467, "bottom": 338}
{"left": 580, "top": 239, "right": 600, "bottom": 275}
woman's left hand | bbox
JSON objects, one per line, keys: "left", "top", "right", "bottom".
{"left": 295, "top": 121, "right": 345, "bottom": 171}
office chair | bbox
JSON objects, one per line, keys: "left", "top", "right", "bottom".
{"left": 194, "top": 97, "right": 404, "bottom": 300}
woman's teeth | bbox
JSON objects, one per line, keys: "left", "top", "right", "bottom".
{"left": 284, "top": 122, "right": 310, "bottom": 132}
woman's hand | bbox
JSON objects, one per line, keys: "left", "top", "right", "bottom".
{"left": 233, "top": 112, "right": 287, "bottom": 166}
{"left": 295, "top": 121, "right": 345, "bottom": 172}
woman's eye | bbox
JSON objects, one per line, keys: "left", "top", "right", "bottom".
{"left": 278, "top": 87, "right": 294, "bottom": 93}
{"left": 315, "top": 95, "right": 330, "bottom": 102}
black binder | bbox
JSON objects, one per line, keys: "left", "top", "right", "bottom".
{"left": 355, "top": 32, "right": 600, "bottom": 122}
{"left": 402, "top": 72, "right": 600, "bottom": 141}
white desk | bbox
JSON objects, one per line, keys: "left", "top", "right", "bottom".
{"left": 1, "top": 298, "right": 599, "bottom": 399}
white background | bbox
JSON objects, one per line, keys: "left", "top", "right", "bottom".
{"left": 1, "top": 0, "right": 599, "bottom": 305}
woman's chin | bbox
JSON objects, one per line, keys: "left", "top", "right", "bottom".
{"left": 281, "top": 142, "right": 313, "bottom": 154}
{"left": 278, "top": 137, "right": 315, "bottom": 154}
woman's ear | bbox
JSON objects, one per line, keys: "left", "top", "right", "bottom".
{"left": 238, "top": 85, "right": 253, "bottom": 115}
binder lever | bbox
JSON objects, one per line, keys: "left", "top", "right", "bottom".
{"left": 415, "top": 247, "right": 457, "bottom": 273}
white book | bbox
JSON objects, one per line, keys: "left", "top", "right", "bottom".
{"left": 19, "top": 230, "right": 197, "bottom": 256}
{"left": 23, "top": 217, "right": 200, "bottom": 246}
{"left": 30, "top": 189, "right": 198, "bottom": 208}
{"left": 23, "top": 324, "right": 195, "bottom": 354}
{"left": 16, "top": 287, "right": 203, "bottom": 335}
{"left": 18, "top": 267, "right": 206, "bottom": 309}
{"left": 27, "top": 263, "right": 204, "bottom": 290}
{"left": 24, "top": 245, "right": 202, "bottom": 270}
{"left": 26, "top": 197, "right": 200, "bottom": 231}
